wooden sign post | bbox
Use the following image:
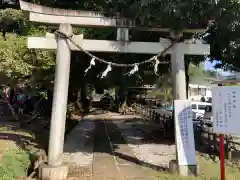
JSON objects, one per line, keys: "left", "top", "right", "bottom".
{"left": 215, "top": 83, "right": 225, "bottom": 180}
{"left": 19, "top": 1, "right": 210, "bottom": 179}
{"left": 212, "top": 79, "right": 240, "bottom": 180}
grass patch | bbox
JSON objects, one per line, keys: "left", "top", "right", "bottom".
{"left": 0, "top": 122, "right": 38, "bottom": 179}
{"left": 153, "top": 154, "right": 240, "bottom": 180}
{"left": 198, "top": 155, "right": 240, "bottom": 180}
{"left": 0, "top": 150, "right": 31, "bottom": 180}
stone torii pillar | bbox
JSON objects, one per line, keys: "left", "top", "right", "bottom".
{"left": 39, "top": 24, "right": 72, "bottom": 180}
{"left": 169, "top": 31, "right": 198, "bottom": 176}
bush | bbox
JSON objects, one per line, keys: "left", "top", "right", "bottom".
{"left": 0, "top": 150, "right": 31, "bottom": 180}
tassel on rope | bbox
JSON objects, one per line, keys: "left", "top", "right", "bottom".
{"left": 128, "top": 64, "right": 138, "bottom": 76}
{"left": 84, "top": 57, "right": 96, "bottom": 75}
{"left": 154, "top": 56, "right": 160, "bottom": 75}
{"left": 101, "top": 64, "right": 112, "bottom": 79}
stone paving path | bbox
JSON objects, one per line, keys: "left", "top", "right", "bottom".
{"left": 62, "top": 118, "right": 94, "bottom": 180}
{"left": 64, "top": 113, "right": 175, "bottom": 180}
{"left": 63, "top": 119, "right": 94, "bottom": 169}
{"left": 112, "top": 118, "right": 175, "bottom": 170}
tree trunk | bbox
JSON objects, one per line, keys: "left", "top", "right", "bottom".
{"left": 80, "top": 82, "right": 89, "bottom": 113}
{"left": 117, "top": 85, "right": 128, "bottom": 112}
{"left": 88, "top": 84, "right": 94, "bottom": 110}
{"left": 76, "top": 88, "right": 83, "bottom": 112}
{"left": 119, "top": 94, "right": 127, "bottom": 112}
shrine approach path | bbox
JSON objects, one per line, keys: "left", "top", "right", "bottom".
{"left": 66, "top": 113, "right": 166, "bottom": 180}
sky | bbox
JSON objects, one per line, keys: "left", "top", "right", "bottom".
{"left": 204, "top": 60, "right": 232, "bottom": 76}
{"left": 204, "top": 60, "right": 217, "bottom": 71}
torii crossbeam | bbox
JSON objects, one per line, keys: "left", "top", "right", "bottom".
{"left": 19, "top": 0, "right": 206, "bottom": 33}
{"left": 28, "top": 35, "right": 209, "bottom": 55}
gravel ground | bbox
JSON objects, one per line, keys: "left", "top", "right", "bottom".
{"left": 112, "top": 117, "right": 176, "bottom": 169}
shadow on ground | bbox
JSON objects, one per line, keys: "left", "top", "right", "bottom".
{"left": 64, "top": 113, "right": 176, "bottom": 172}
{"left": 0, "top": 114, "right": 79, "bottom": 153}
{"left": 0, "top": 97, "right": 176, "bottom": 174}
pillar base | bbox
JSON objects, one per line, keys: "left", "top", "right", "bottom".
{"left": 38, "top": 163, "right": 69, "bottom": 180}
{"left": 169, "top": 160, "right": 199, "bottom": 176}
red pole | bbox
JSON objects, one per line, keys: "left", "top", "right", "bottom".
{"left": 219, "top": 134, "right": 225, "bottom": 180}
{"left": 218, "top": 83, "right": 225, "bottom": 180}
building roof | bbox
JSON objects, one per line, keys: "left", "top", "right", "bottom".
{"left": 211, "top": 79, "right": 240, "bottom": 84}
{"left": 190, "top": 77, "right": 218, "bottom": 87}
{"left": 128, "top": 84, "right": 155, "bottom": 89}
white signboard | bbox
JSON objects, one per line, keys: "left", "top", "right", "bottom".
{"left": 212, "top": 86, "right": 240, "bottom": 135}
{"left": 174, "top": 100, "right": 196, "bottom": 166}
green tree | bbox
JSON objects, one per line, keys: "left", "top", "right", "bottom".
{"left": 0, "top": 8, "right": 55, "bottom": 88}
{"left": 188, "top": 63, "right": 205, "bottom": 80}
{"left": 2, "top": 0, "right": 240, "bottom": 111}
{"left": 188, "top": 62, "right": 218, "bottom": 80}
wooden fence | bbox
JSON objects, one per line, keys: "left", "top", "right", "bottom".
{"left": 134, "top": 103, "right": 240, "bottom": 162}
{"left": 134, "top": 103, "right": 172, "bottom": 122}
{"left": 195, "top": 125, "right": 240, "bottom": 162}
{"left": 134, "top": 103, "right": 173, "bottom": 128}
{"left": 134, "top": 103, "right": 174, "bottom": 138}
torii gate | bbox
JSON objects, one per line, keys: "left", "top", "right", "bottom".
{"left": 19, "top": 1, "right": 210, "bottom": 179}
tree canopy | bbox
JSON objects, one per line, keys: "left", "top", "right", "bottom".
{"left": 1, "top": 0, "right": 240, "bottom": 111}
